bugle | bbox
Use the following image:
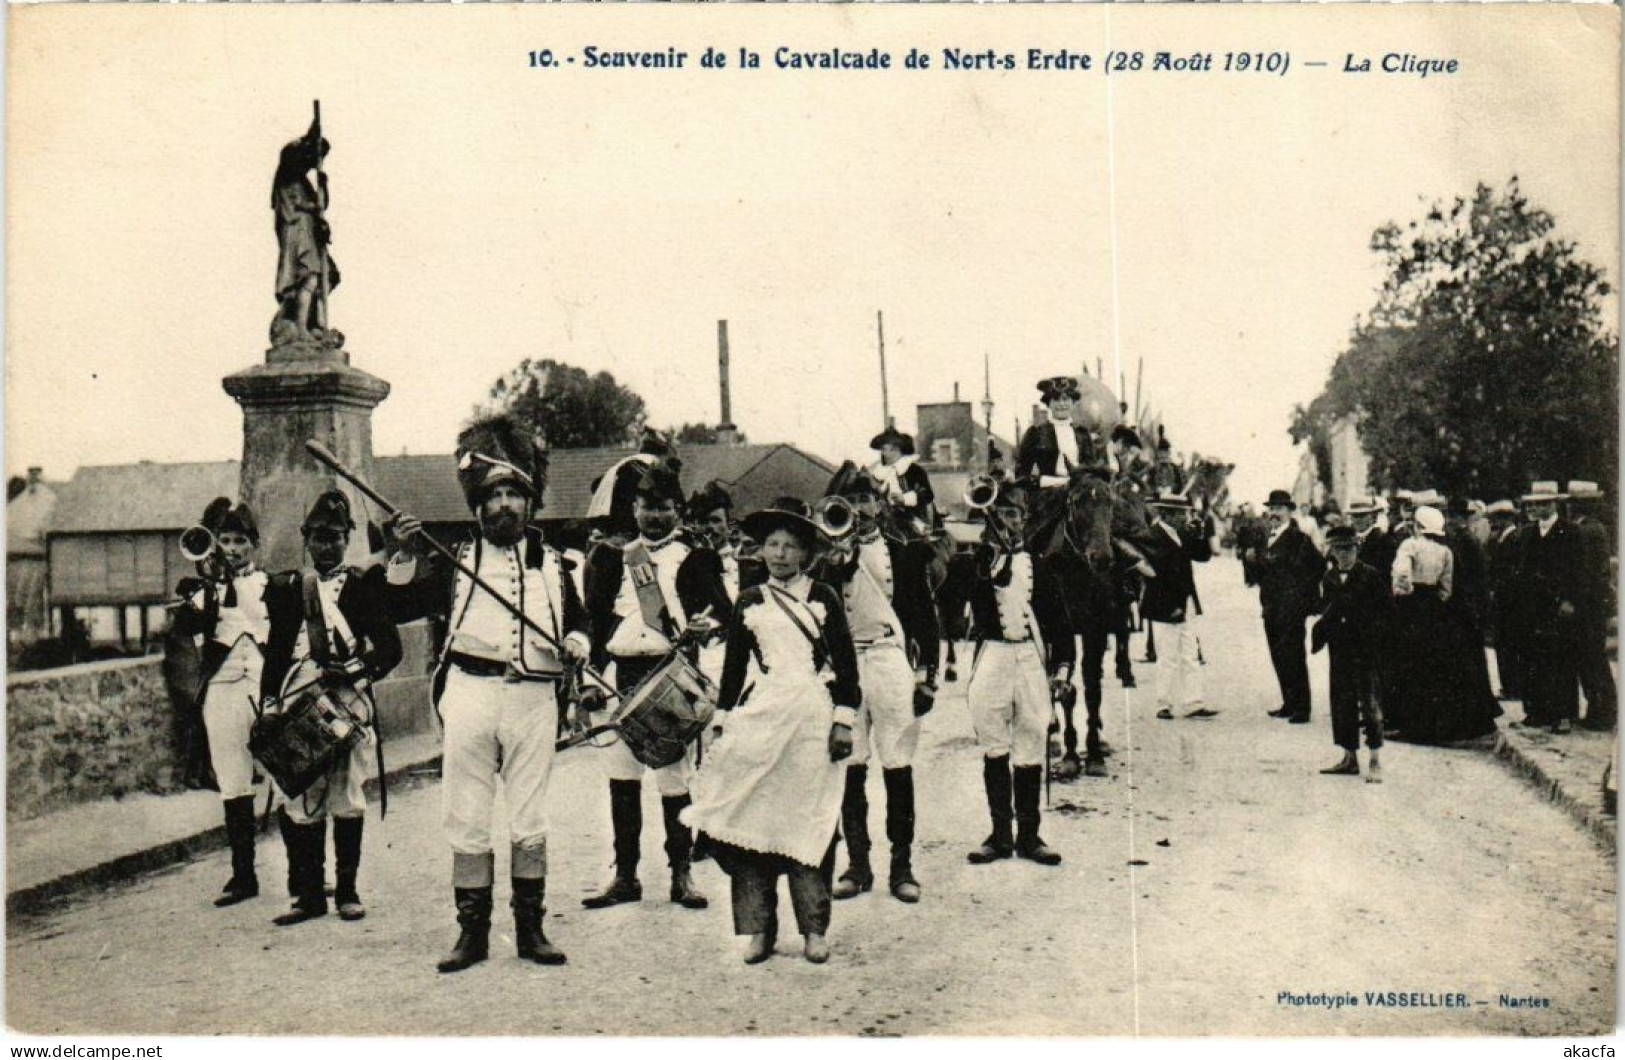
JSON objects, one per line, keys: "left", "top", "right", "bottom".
{"left": 812, "top": 495, "right": 858, "bottom": 540}
{"left": 180, "top": 525, "right": 216, "bottom": 562}
{"left": 963, "top": 474, "right": 1001, "bottom": 512}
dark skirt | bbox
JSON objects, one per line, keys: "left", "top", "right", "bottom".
{"left": 1389, "top": 587, "right": 1500, "bottom": 744}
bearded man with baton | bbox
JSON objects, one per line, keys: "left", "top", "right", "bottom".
{"left": 383, "top": 415, "right": 593, "bottom": 973}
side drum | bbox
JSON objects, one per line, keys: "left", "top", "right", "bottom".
{"left": 250, "top": 684, "right": 366, "bottom": 799}
{"left": 613, "top": 656, "right": 718, "bottom": 769}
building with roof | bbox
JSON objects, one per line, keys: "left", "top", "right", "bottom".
{"left": 41, "top": 443, "right": 835, "bottom": 649}
{"left": 7, "top": 468, "right": 61, "bottom": 647}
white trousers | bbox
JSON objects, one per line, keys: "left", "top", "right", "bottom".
{"left": 282, "top": 738, "right": 369, "bottom": 824}
{"left": 602, "top": 736, "right": 693, "bottom": 795}
{"left": 203, "top": 670, "right": 260, "bottom": 802}
{"left": 850, "top": 642, "right": 920, "bottom": 769}
{"left": 1154, "top": 620, "right": 1203, "bottom": 710}
{"left": 440, "top": 668, "right": 559, "bottom": 856}
{"left": 967, "top": 640, "right": 1051, "bottom": 767}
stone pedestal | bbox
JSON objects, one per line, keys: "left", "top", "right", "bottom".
{"left": 223, "top": 348, "right": 390, "bottom": 572}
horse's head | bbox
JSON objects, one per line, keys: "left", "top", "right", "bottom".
{"left": 1066, "top": 472, "right": 1116, "bottom": 571}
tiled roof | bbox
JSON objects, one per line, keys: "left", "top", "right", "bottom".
{"left": 46, "top": 445, "right": 839, "bottom": 536}
{"left": 47, "top": 461, "right": 241, "bottom": 535}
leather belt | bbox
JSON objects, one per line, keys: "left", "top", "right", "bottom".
{"left": 448, "top": 652, "right": 562, "bottom": 683}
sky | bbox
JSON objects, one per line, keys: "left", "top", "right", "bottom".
{"left": 5, "top": 4, "right": 1618, "bottom": 507}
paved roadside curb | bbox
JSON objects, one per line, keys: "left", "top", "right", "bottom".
{"left": 7, "top": 748, "right": 444, "bottom": 919}
{"left": 1492, "top": 732, "right": 1616, "bottom": 856}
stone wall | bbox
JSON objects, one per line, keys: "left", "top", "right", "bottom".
{"left": 7, "top": 658, "right": 179, "bottom": 821}
{"left": 7, "top": 624, "right": 439, "bottom": 823}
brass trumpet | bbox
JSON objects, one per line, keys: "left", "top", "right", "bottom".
{"left": 813, "top": 495, "right": 858, "bottom": 540}
{"left": 964, "top": 474, "right": 1020, "bottom": 554}
{"left": 179, "top": 524, "right": 217, "bottom": 562}
{"left": 964, "top": 474, "right": 1001, "bottom": 512}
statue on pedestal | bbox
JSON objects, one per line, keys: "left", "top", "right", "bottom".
{"left": 271, "top": 103, "right": 343, "bottom": 351}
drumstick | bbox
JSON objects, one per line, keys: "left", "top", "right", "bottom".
{"left": 305, "top": 440, "right": 619, "bottom": 699}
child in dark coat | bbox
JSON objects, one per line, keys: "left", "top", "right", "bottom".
{"left": 1311, "top": 525, "right": 1391, "bottom": 782}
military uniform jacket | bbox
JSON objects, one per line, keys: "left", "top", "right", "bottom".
{"left": 1245, "top": 521, "right": 1325, "bottom": 621}
{"left": 261, "top": 565, "right": 403, "bottom": 702}
{"left": 1140, "top": 519, "right": 1213, "bottom": 623}
{"left": 1016, "top": 422, "right": 1100, "bottom": 483}
{"left": 387, "top": 527, "right": 589, "bottom": 680}
{"left": 170, "top": 569, "right": 271, "bottom": 683}
{"left": 1311, "top": 561, "right": 1389, "bottom": 659}
{"left": 1516, "top": 519, "right": 1583, "bottom": 640}
{"left": 584, "top": 531, "right": 734, "bottom": 672}
{"left": 963, "top": 546, "right": 1074, "bottom": 673}
{"left": 816, "top": 533, "right": 940, "bottom": 676}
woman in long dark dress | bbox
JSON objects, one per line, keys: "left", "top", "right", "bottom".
{"left": 686, "top": 498, "right": 861, "bottom": 965}
{"left": 1389, "top": 506, "right": 1499, "bottom": 743}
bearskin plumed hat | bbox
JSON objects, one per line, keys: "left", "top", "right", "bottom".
{"left": 302, "top": 490, "right": 355, "bottom": 535}
{"left": 200, "top": 496, "right": 260, "bottom": 544}
{"left": 456, "top": 414, "right": 549, "bottom": 511}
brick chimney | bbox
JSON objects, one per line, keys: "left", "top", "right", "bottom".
{"left": 715, "top": 320, "right": 738, "bottom": 447}
{"left": 26, "top": 467, "right": 42, "bottom": 489}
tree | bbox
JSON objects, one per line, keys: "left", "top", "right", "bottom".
{"left": 1292, "top": 179, "right": 1618, "bottom": 501}
{"left": 481, "top": 359, "right": 647, "bottom": 449}
{"left": 671, "top": 422, "right": 748, "bottom": 446}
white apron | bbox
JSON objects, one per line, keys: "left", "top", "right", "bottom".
{"left": 686, "top": 583, "right": 844, "bottom": 868}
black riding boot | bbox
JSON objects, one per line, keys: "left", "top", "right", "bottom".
{"left": 215, "top": 796, "right": 259, "bottom": 907}
{"left": 438, "top": 888, "right": 494, "bottom": 973}
{"left": 277, "top": 808, "right": 300, "bottom": 900}
{"left": 1013, "top": 766, "right": 1062, "bottom": 865}
{"left": 968, "top": 756, "right": 1014, "bottom": 863}
{"left": 273, "top": 817, "right": 328, "bottom": 926}
{"left": 883, "top": 767, "right": 920, "bottom": 903}
{"left": 663, "top": 794, "right": 708, "bottom": 909}
{"left": 333, "top": 816, "right": 366, "bottom": 921}
{"left": 832, "top": 766, "right": 873, "bottom": 899}
{"left": 513, "top": 877, "right": 566, "bottom": 965}
{"left": 583, "top": 780, "right": 644, "bottom": 908}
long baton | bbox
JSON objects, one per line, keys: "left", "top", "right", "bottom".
{"left": 304, "top": 440, "right": 619, "bottom": 700}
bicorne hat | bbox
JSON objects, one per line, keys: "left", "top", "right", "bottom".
{"left": 869, "top": 426, "right": 916, "bottom": 456}
{"left": 634, "top": 460, "right": 685, "bottom": 504}
{"left": 302, "top": 490, "right": 355, "bottom": 535}
{"left": 826, "top": 461, "right": 880, "bottom": 499}
{"left": 687, "top": 479, "right": 734, "bottom": 517}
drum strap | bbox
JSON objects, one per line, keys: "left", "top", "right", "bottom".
{"left": 301, "top": 572, "right": 335, "bottom": 666}
{"left": 625, "top": 542, "right": 676, "bottom": 640}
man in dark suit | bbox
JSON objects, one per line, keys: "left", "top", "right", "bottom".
{"left": 1311, "top": 526, "right": 1390, "bottom": 780}
{"left": 1566, "top": 481, "right": 1615, "bottom": 731}
{"left": 1141, "top": 492, "right": 1214, "bottom": 720}
{"left": 1484, "top": 499, "right": 1527, "bottom": 700}
{"left": 1516, "top": 481, "right": 1584, "bottom": 733}
{"left": 1242, "top": 489, "right": 1325, "bottom": 723}
{"left": 261, "top": 491, "right": 403, "bottom": 927}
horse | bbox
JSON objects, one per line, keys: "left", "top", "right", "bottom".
{"left": 1022, "top": 470, "right": 1130, "bottom": 779}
